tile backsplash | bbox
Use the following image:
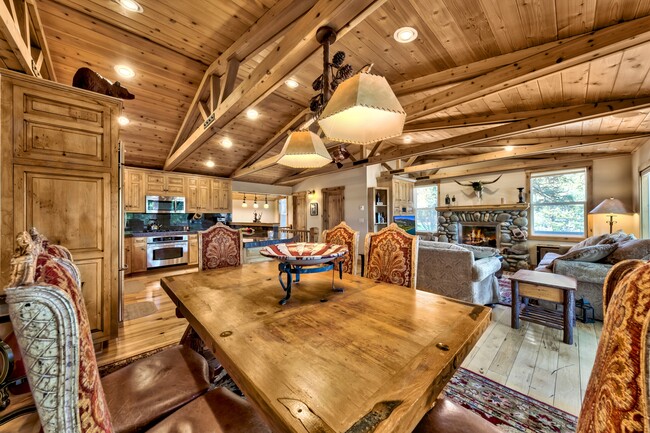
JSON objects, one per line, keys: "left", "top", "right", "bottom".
{"left": 125, "top": 212, "right": 231, "bottom": 231}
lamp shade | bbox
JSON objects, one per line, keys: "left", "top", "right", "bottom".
{"left": 589, "top": 197, "right": 629, "bottom": 214}
{"left": 318, "top": 72, "right": 406, "bottom": 144}
{"left": 277, "top": 130, "right": 331, "bottom": 168}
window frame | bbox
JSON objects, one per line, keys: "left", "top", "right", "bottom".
{"left": 641, "top": 166, "right": 650, "bottom": 239}
{"left": 526, "top": 165, "right": 592, "bottom": 242}
{"left": 414, "top": 183, "right": 439, "bottom": 234}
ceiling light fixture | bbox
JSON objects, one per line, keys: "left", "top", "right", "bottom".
{"left": 242, "top": 193, "right": 248, "bottom": 208}
{"left": 114, "top": 64, "right": 135, "bottom": 78}
{"left": 404, "top": 135, "right": 412, "bottom": 143}
{"left": 504, "top": 146, "right": 514, "bottom": 151}
{"left": 246, "top": 109, "right": 259, "bottom": 120}
{"left": 253, "top": 194, "right": 259, "bottom": 209}
{"left": 393, "top": 27, "right": 418, "bottom": 43}
{"left": 205, "top": 160, "right": 215, "bottom": 168}
{"left": 221, "top": 138, "right": 233, "bottom": 148}
{"left": 118, "top": 115, "right": 130, "bottom": 126}
{"left": 117, "top": 0, "right": 143, "bottom": 13}
{"left": 264, "top": 195, "right": 269, "bottom": 209}
{"left": 285, "top": 79, "right": 299, "bottom": 89}
{"left": 277, "top": 130, "right": 331, "bottom": 168}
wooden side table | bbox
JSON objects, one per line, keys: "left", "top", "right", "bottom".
{"left": 510, "top": 270, "right": 577, "bottom": 344}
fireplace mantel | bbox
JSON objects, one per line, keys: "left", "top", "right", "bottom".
{"left": 436, "top": 203, "right": 530, "bottom": 212}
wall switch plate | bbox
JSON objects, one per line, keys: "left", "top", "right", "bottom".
{"left": 359, "top": 205, "right": 364, "bottom": 211}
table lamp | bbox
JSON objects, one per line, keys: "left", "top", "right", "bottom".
{"left": 589, "top": 197, "right": 629, "bottom": 233}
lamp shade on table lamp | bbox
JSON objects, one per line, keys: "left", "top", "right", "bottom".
{"left": 589, "top": 197, "right": 629, "bottom": 233}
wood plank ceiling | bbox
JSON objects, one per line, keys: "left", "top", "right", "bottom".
{"left": 21, "top": 0, "right": 650, "bottom": 184}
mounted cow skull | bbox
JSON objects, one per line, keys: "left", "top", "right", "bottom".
{"left": 454, "top": 174, "right": 502, "bottom": 200}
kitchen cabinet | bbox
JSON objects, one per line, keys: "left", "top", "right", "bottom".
{"left": 189, "top": 234, "right": 198, "bottom": 265}
{"left": 1, "top": 70, "right": 121, "bottom": 344}
{"left": 187, "top": 177, "right": 211, "bottom": 212}
{"left": 145, "top": 172, "right": 186, "bottom": 196}
{"left": 131, "top": 237, "right": 147, "bottom": 273}
{"left": 378, "top": 176, "right": 415, "bottom": 217}
{"left": 211, "top": 179, "right": 231, "bottom": 212}
{"left": 124, "top": 168, "right": 145, "bottom": 212}
{"left": 124, "top": 237, "right": 133, "bottom": 276}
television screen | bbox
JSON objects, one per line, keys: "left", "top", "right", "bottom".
{"left": 393, "top": 215, "right": 416, "bottom": 235}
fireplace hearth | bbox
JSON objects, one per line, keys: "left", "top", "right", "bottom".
{"left": 459, "top": 223, "right": 500, "bottom": 249}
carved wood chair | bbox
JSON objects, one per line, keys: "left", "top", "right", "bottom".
{"left": 5, "top": 230, "right": 270, "bottom": 433}
{"left": 414, "top": 259, "right": 650, "bottom": 433}
{"left": 198, "top": 222, "right": 244, "bottom": 270}
{"left": 321, "top": 221, "right": 359, "bottom": 275}
{"left": 364, "top": 223, "right": 419, "bottom": 288}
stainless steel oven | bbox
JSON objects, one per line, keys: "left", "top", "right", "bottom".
{"left": 146, "top": 195, "right": 186, "bottom": 214}
{"left": 146, "top": 235, "right": 189, "bottom": 268}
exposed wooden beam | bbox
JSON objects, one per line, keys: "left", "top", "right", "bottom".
{"left": 0, "top": 0, "right": 46, "bottom": 78}
{"left": 397, "top": 134, "right": 649, "bottom": 174}
{"left": 414, "top": 153, "right": 625, "bottom": 184}
{"left": 209, "top": 74, "right": 220, "bottom": 111}
{"left": 276, "top": 97, "right": 650, "bottom": 184}
{"left": 404, "top": 15, "right": 650, "bottom": 122}
{"left": 368, "top": 141, "right": 383, "bottom": 157}
{"left": 233, "top": 155, "right": 282, "bottom": 179}
{"left": 219, "top": 58, "right": 240, "bottom": 104}
{"left": 165, "top": 0, "right": 387, "bottom": 171}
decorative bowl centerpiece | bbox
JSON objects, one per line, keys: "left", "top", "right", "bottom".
{"left": 260, "top": 242, "right": 348, "bottom": 265}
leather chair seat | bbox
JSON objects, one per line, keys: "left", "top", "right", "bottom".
{"left": 413, "top": 398, "right": 501, "bottom": 433}
{"left": 145, "top": 387, "right": 272, "bottom": 433}
{"left": 102, "top": 346, "right": 210, "bottom": 433}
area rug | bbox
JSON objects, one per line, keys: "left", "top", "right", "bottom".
{"left": 123, "top": 279, "right": 146, "bottom": 295}
{"left": 498, "top": 271, "right": 513, "bottom": 306}
{"left": 122, "top": 301, "right": 158, "bottom": 321}
{"left": 445, "top": 367, "right": 577, "bottom": 433}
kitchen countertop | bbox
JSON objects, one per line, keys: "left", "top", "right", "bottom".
{"left": 242, "top": 235, "right": 296, "bottom": 248}
{"left": 125, "top": 231, "right": 198, "bottom": 238}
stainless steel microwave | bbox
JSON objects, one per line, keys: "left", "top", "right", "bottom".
{"left": 145, "top": 195, "right": 186, "bottom": 213}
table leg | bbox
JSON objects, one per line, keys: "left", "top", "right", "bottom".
{"left": 564, "top": 290, "right": 575, "bottom": 345}
{"left": 511, "top": 280, "right": 520, "bottom": 329}
{"left": 278, "top": 263, "right": 293, "bottom": 305}
{"left": 332, "top": 260, "right": 344, "bottom": 293}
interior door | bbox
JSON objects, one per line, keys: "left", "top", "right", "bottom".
{"left": 322, "top": 187, "right": 345, "bottom": 230}
{"left": 292, "top": 192, "right": 307, "bottom": 230}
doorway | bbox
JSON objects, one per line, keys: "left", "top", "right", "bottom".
{"left": 322, "top": 186, "right": 345, "bottom": 230}
{"left": 292, "top": 192, "right": 307, "bottom": 230}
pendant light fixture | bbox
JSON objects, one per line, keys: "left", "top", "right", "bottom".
{"left": 277, "top": 130, "right": 331, "bottom": 168}
{"left": 264, "top": 195, "right": 269, "bottom": 209}
{"left": 253, "top": 194, "right": 259, "bottom": 209}
{"left": 242, "top": 193, "right": 248, "bottom": 208}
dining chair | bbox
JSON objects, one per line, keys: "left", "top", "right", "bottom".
{"left": 6, "top": 230, "right": 270, "bottom": 433}
{"left": 198, "top": 222, "right": 244, "bottom": 270}
{"left": 414, "top": 259, "right": 650, "bottom": 433}
{"left": 321, "top": 221, "right": 359, "bottom": 275}
{"left": 364, "top": 222, "right": 419, "bottom": 288}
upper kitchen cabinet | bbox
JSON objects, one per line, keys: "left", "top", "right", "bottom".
{"left": 145, "top": 172, "right": 186, "bottom": 196}
{"left": 211, "top": 179, "right": 231, "bottom": 213}
{"left": 124, "top": 168, "right": 145, "bottom": 212}
{"left": 1, "top": 70, "right": 121, "bottom": 344}
{"left": 186, "top": 176, "right": 211, "bottom": 213}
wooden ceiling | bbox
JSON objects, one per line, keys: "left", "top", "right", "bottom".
{"left": 5, "top": 0, "right": 650, "bottom": 184}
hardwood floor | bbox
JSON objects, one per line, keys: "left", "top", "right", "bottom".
{"left": 2, "top": 270, "right": 598, "bottom": 432}
{"left": 462, "top": 304, "right": 601, "bottom": 416}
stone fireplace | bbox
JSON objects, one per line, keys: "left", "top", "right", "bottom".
{"left": 458, "top": 222, "right": 500, "bottom": 249}
{"left": 435, "top": 204, "right": 530, "bottom": 270}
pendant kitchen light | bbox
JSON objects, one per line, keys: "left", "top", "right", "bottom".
{"left": 277, "top": 130, "right": 331, "bottom": 168}
{"left": 242, "top": 193, "right": 248, "bottom": 208}
{"left": 264, "top": 195, "right": 269, "bottom": 209}
{"left": 253, "top": 194, "right": 259, "bottom": 209}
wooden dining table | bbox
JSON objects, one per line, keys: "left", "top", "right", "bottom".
{"left": 161, "top": 261, "right": 491, "bottom": 433}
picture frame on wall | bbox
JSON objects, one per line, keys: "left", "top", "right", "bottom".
{"left": 310, "top": 202, "right": 318, "bottom": 216}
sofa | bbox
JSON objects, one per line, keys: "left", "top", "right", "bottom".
{"left": 416, "top": 241, "right": 502, "bottom": 305}
{"left": 535, "top": 231, "right": 650, "bottom": 320}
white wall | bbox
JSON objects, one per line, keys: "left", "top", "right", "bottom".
{"left": 439, "top": 172, "right": 525, "bottom": 206}
{"left": 231, "top": 181, "right": 292, "bottom": 195}
{"left": 591, "top": 155, "right": 637, "bottom": 237}
{"left": 231, "top": 199, "right": 279, "bottom": 223}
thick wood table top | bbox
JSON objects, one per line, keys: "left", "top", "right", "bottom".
{"left": 510, "top": 269, "right": 577, "bottom": 290}
{"left": 161, "top": 261, "right": 491, "bottom": 433}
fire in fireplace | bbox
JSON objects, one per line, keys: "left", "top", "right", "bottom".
{"left": 458, "top": 223, "right": 500, "bottom": 249}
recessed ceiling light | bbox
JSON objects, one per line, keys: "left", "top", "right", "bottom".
{"left": 117, "top": 0, "right": 143, "bottom": 13}
{"left": 394, "top": 27, "right": 418, "bottom": 43}
{"left": 118, "top": 116, "right": 130, "bottom": 126}
{"left": 246, "top": 109, "right": 259, "bottom": 120}
{"left": 403, "top": 135, "right": 412, "bottom": 143}
{"left": 285, "top": 79, "right": 299, "bottom": 89}
{"left": 221, "top": 138, "right": 233, "bottom": 148}
{"left": 504, "top": 145, "right": 514, "bottom": 151}
{"left": 205, "top": 160, "right": 215, "bottom": 168}
{"left": 114, "top": 65, "right": 135, "bottom": 78}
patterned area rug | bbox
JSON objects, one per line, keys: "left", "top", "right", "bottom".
{"left": 122, "top": 301, "right": 158, "bottom": 321}
{"left": 445, "top": 368, "right": 577, "bottom": 433}
{"left": 498, "top": 272, "right": 513, "bottom": 306}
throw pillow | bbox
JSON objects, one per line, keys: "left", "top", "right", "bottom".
{"left": 607, "top": 239, "right": 650, "bottom": 264}
{"left": 458, "top": 244, "right": 499, "bottom": 259}
{"left": 568, "top": 233, "right": 610, "bottom": 252}
{"left": 599, "top": 230, "right": 632, "bottom": 245}
{"left": 548, "top": 244, "right": 618, "bottom": 268}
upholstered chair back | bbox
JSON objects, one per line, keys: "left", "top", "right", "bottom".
{"left": 364, "top": 223, "right": 419, "bottom": 288}
{"left": 321, "top": 221, "right": 359, "bottom": 275}
{"left": 576, "top": 259, "right": 650, "bottom": 433}
{"left": 198, "top": 223, "right": 244, "bottom": 270}
{"left": 5, "top": 230, "right": 113, "bottom": 433}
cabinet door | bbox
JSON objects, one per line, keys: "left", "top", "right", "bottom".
{"left": 146, "top": 173, "right": 166, "bottom": 195}
{"left": 76, "top": 259, "right": 107, "bottom": 337}
{"left": 186, "top": 177, "right": 199, "bottom": 212}
{"left": 210, "top": 179, "right": 222, "bottom": 211}
{"left": 220, "top": 180, "right": 231, "bottom": 212}
{"left": 124, "top": 168, "right": 144, "bottom": 212}
{"left": 166, "top": 174, "right": 185, "bottom": 195}
{"left": 131, "top": 238, "right": 147, "bottom": 272}
{"left": 197, "top": 178, "right": 210, "bottom": 211}
{"left": 124, "top": 237, "right": 132, "bottom": 276}
{"left": 189, "top": 234, "right": 198, "bottom": 265}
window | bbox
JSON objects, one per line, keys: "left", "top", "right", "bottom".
{"left": 642, "top": 168, "right": 650, "bottom": 238}
{"left": 279, "top": 197, "right": 288, "bottom": 227}
{"left": 530, "top": 168, "right": 587, "bottom": 238}
{"left": 415, "top": 185, "right": 438, "bottom": 232}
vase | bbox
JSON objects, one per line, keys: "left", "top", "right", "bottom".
{"left": 517, "top": 188, "right": 525, "bottom": 203}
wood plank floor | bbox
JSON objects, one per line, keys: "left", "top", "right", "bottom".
{"left": 3, "top": 270, "right": 598, "bottom": 432}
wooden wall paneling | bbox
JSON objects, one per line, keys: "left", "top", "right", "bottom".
{"left": 477, "top": 0, "right": 529, "bottom": 52}
{"left": 131, "top": 237, "right": 147, "bottom": 273}
{"left": 124, "top": 236, "right": 132, "bottom": 276}
{"left": 556, "top": 0, "right": 597, "bottom": 39}
{"left": 560, "top": 62, "right": 590, "bottom": 106}
{"left": 515, "top": 0, "right": 558, "bottom": 46}
{"left": 611, "top": 44, "right": 650, "bottom": 98}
